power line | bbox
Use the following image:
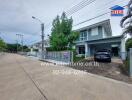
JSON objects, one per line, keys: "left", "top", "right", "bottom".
{"left": 30, "top": 0, "right": 127, "bottom": 44}
{"left": 84, "top": 0, "right": 125, "bottom": 16}
{"left": 43, "top": 0, "right": 126, "bottom": 36}
{"left": 28, "top": 38, "right": 41, "bottom": 44}
{"left": 73, "top": 4, "right": 127, "bottom": 26}
{"left": 0, "top": 33, "right": 15, "bottom": 43}
{"left": 42, "top": 0, "right": 98, "bottom": 34}
{"left": 66, "top": 0, "right": 94, "bottom": 15}
{"left": 66, "top": 0, "right": 126, "bottom": 16}
{"left": 74, "top": 12, "right": 110, "bottom": 26}
{"left": 42, "top": 0, "right": 97, "bottom": 33}
{"left": 66, "top": 0, "right": 96, "bottom": 16}
{"left": 32, "top": 0, "right": 127, "bottom": 35}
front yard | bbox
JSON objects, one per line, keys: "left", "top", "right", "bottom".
{"left": 67, "top": 58, "right": 132, "bottom": 84}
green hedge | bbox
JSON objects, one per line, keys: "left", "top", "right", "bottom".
{"left": 123, "top": 58, "right": 130, "bottom": 75}
{"left": 72, "top": 49, "right": 85, "bottom": 62}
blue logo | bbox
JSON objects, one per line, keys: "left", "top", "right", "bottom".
{"left": 110, "top": 5, "right": 124, "bottom": 16}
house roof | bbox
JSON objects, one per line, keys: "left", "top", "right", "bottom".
{"left": 74, "top": 19, "right": 112, "bottom": 36}
{"left": 110, "top": 5, "right": 124, "bottom": 10}
{"left": 74, "top": 19, "right": 111, "bottom": 31}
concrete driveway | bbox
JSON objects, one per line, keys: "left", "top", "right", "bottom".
{"left": 0, "top": 53, "right": 132, "bottom": 100}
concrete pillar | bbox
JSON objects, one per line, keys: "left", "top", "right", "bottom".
{"left": 85, "top": 43, "right": 90, "bottom": 58}
{"left": 130, "top": 48, "right": 132, "bottom": 77}
{"left": 121, "top": 37, "right": 126, "bottom": 60}
{"left": 38, "top": 48, "right": 41, "bottom": 52}
{"left": 30, "top": 48, "right": 33, "bottom": 53}
{"left": 76, "top": 46, "right": 79, "bottom": 54}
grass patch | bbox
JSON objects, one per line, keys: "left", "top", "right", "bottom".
{"left": 73, "top": 56, "right": 85, "bottom": 62}
{"left": 73, "top": 50, "right": 85, "bottom": 62}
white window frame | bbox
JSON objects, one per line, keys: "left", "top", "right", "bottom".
{"left": 91, "top": 27, "right": 98, "bottom": 36}
{"left": 80, "top": 31, "right": 87, "bottom": 41}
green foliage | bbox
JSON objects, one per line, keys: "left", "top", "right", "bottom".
{"left": 32, "top": 48, "right": 38, "bottom": 52}
{"left": 126, "top": 38, "right": 132, "bottom": 51}
{"left": 0, "top": 39, "right": 7, "bottom": 51}
{"left": 6, "top": 44, "right": 30, "bottom": 52}
{"left": 71, "top": 49, "right": 85, "bottom": 62}
{"left": 6, "top": 44, "right": 19, "bottom": 52}
{"left": 73, "top": 56, "right": 85, "bottom": 62}
{"left": 120, "top": 0, "right": 132, "bottom": 36}
{"left": 50, "top": 12, "right": 79, "bottom": 51}
{"left": 123, "top": 58, "right": 130, "bottom": 75}
{"left": 23, "top": 45, "right": 30, "bottom": 52}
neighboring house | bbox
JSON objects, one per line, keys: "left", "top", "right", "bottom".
{"left": 31, "top": 39, "right": 50, "bottom": 52}
{"left": 75, "top": 19, "right": 126, "bottom": 60}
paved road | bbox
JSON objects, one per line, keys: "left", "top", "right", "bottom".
{"left": 0, "top": 53, "right": 132, "bottom": 100}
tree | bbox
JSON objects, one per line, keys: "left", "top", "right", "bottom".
{"left": 0, "top": 39, "right": 6, "bottom": 51}
{"left": 6, "top": 44, "right": 30, "bottom": 52}
{"left": 23, "top": 45, "right": 30, "bottom": 52}
{"left": 120, "top": 0, "right": 132, "bottom": 37}
{"left": 50, "top": 12, "right": 79, "bottom": 50}
{"left": 126, "top": 38, "right": 132, "bottom": 51}
{"left": 6, "top": 44, "right": 18, "bottom": 52}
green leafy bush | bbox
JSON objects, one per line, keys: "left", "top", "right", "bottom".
{"left": 126, "top": 38, "right": 132, "bottom": 51}
{"left": 72, "top": 49, "right": 85, "bottom": 62}
{"left": 0, "top": 39, "right": 6, "bottom": 51}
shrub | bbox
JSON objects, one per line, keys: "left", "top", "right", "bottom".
{"left": 123, "top": 58, "right": 130, "bottom": 75}
{"left": 126, "top": 38, "right": 132, "bottom": 51}
{"left": 72, "top": 50, "right": 85, "bottom": 62}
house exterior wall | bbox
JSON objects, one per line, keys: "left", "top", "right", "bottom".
{"left": 75, "top": 20, "right": 126, "bottom": 60}
{"left": 76, "top": 42, "right": 122, "bottom": 57}
{"left": 88, "top": 26, "right": 103, "bottom": 41}
{"left": 76, "top": 35, "right": 125, "bottom": 59}
{"left": 77, "top": 25, "right": 111, "bottom": 42}
{"left": 120, "top": 37, "right": 126, "bottom": 60}
{"left": 102, "top": 27, "right": 111, "bottom": 38}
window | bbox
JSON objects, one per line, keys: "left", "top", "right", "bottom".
{"left": 91, "top": 27, "right": 98, "bottom": 36}
{"left": 79, "top": 46, "right": 85, "bottom": 54}
{"left": 98, "top": 26, "right": 102, "bottom": 35}
{"left": 80, "top": 30, "right": 87, "bottom": 41}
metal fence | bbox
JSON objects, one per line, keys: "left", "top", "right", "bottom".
{"left": 36, "top": 51, "right": 73, "bottom": 63}
{"left": 28, "top": 51, "right": 73, "bottom": 63}
{"left": 45, "top": 51, "right": 73, "bottom": 63}
{"left": 130, "top": 48, "right": 132, "bottom": 77}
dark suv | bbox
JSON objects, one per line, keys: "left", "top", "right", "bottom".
{"left": 94, "top": 49, "right": 111, "bottom": 62}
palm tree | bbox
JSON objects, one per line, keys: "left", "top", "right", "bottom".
{"left": 121, "top": 0, "right": 132, "bottom": 37}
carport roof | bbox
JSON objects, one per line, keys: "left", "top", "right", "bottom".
{"left": 75, "top": 35, "right": 123, "bottom": 45}
{"left": 86, "top": 35, "right": 123, "bottom": 45}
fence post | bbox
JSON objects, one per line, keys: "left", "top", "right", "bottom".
{"left": 130, "top": 48, "right": 132, "bottom": 77}
{"left": 71, "top": 51, "right": 73, "bottom": 63}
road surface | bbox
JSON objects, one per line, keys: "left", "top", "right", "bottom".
{"left": 0, "top": 53, "right": 132, "bottom": 100}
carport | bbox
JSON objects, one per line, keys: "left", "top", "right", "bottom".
{"left": 76, "top": 35, "right": 126, "bottom": 59}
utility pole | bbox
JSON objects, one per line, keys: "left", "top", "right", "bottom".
{"left": 0, "top": 33, "right": 1, "bottom": 40}
{"left": 16, "top": 34, "right": 24, "bottom": 53}
{"left": 41, "top": 23, "right": 44, "bottom": 59}
{"left": 0, "top": 32, "right": 2, "bottom": 40}
{"left": 21, "top": 35, "right": 24, "bottom": 53}
{"left": 32, "top": 16, "right": 45, "bottom": 59}
{"left": 16, "top": 40, "right": 18, "bottom": 53}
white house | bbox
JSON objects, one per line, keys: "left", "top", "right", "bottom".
{"left": 74, "top": 19, "right": 126, "bottom": 60}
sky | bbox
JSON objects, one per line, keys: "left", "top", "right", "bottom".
{"left": 0, "top": 0, "right": 129, "bottom": 45}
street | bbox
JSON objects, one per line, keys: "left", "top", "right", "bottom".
{"left": 0, "top": 53, "right": 132, "bottom": 100}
